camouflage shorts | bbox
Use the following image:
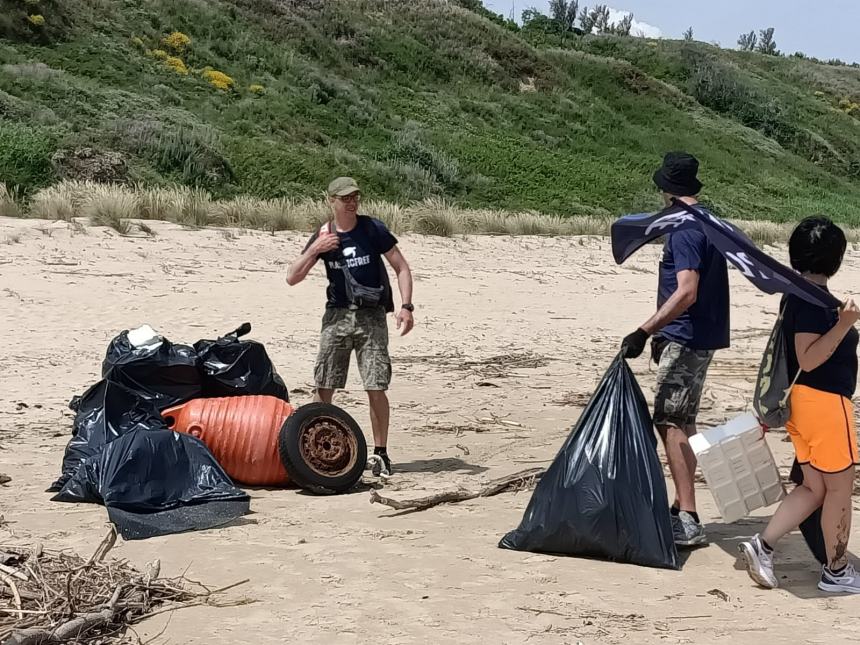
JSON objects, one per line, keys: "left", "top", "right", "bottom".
{"left": 314, "top": 307, "right": 391, "bottom": 391}
{"left": 653, "top": 340, "right": 715, "bottom": 428}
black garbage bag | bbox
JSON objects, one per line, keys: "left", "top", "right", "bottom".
{"left": 52, "top": 428, "right": 250, "bottom": 540}
{"left": 194, "top": 323, "right": 289, "bottom": 400}
{"left": 102, "top": 330, "right": 202, "bottom": 410}
{"left": 499, "top": 355, "right": 679, "bottom": 570}
{"left": 790, "top": 459, "right": 827, "bottom": 565}
{"left": 48, "top": 380, "right": 167, "bottom": 492}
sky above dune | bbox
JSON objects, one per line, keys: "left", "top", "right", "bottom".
{"left": 484, "top": 1, "right": 860, "bottom": 63}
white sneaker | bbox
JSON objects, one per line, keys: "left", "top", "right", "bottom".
{"left": 819, "top": 563, "right": 860, "bottom": 594}
{"left": 738, "top": 534, "right": 778, "bottom": 589}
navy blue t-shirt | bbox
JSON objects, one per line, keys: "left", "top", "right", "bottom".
{"left": 656, "top": 225, "right": 730, "bottom": 350}
{"left": 784, "top": 290, "right": 858, "bottom": 399}
{"left": 304, "top": 216, "right": 398, "bottom": 312}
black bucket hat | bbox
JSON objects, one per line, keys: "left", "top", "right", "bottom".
{"left": 653, "top": 152, "right": 703, "bottom": 196}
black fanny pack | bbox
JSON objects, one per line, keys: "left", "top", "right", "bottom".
{"left": 340, "top": 262, "right": 384, "bottom": 308}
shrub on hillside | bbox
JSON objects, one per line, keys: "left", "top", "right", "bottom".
{"left": 838, "top": 97, "right": 859, "bottom": 115}
{"left": 686, "top": 54, "right": 792, "bottom": 141}
{"left": 202, "top": 69, "right": 235, "bottom": 91}
{"left": 390, "top": 122, "right": 461, "bottom": 190}
{"left": 165, "top": 56, "right": 189, "bottom": 75}
{"left": 109, "top": 119, "right": 233, "bottom": 187}
{"left": 162, "top": 31, "right": 191, "bottom": 53}
{"left": 0, "top": 121, "right": 59, "bottom": 190}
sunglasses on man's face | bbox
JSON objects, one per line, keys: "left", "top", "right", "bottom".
{"left": 337, "top": 193, "right": 360, "bottom": 203}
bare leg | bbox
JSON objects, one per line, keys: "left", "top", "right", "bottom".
{"left": 314, "top": 388, "right": 334, "bottom": 404}
{"left": 762, "top": 464, "right": 825, "bottom": 547}
{"left": 658, "top": 423, "right": 697, "bottom": 513}
{"left": 367, "top": 390, "right": 389, "bottom": 448}
{"left": 821, "top": 467, "right": 854, "bottom": 570}
{"left": 678, "top": 422, "right": 700, "bottom": 507}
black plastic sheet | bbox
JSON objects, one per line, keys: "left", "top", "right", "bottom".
{"left": 48, "top": 380, "right": 167, "bottom": 492}
{"left": 790, "top": 459, "right": 827, "bottom": 565}
{"left": 194, "top": 323, "right": 289, "bottom": 400}
{"left": 52, "top": 428, "right": 249, "bottom": 540}
{"left": 500, "top": 355, "right": 679, "bottom": 570}
{"left": 102, "top": 330, "right": 202, "bottom": 410}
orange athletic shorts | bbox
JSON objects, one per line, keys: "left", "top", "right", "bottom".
{"left": 786, "top": 384, "right": 859, "bottom": 474}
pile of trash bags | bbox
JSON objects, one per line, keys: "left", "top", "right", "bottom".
{"left": 500, "top": 355, "right": 679, "bottom": 570}
{"left": 48, "top": 323, "right": 289, "bottom": 540}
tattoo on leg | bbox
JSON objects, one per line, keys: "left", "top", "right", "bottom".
{"left": 831, "top": 509, "right": 849, "bottom": 570}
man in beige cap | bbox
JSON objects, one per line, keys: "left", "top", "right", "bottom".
{"left": 286, "top": 177, "right": 414, "bottom": 475}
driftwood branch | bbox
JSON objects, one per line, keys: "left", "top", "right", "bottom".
{"left": 88, "top": 527, "right": 117, "bottom": 566}
{"left": 0, "top": 565, "right": 27, "bottom": 582}
{"left": 369, "top": 468, "right": 545, "bottom": 512}
{"left": 0, "top": 571, "right": 23, "bottom": 620}
{"left": 6, "top": 607, "right": 115, "bottom": 645}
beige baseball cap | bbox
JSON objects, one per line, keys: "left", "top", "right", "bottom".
{"left": 327, "top": 176, "right": 361, "bottom": 197}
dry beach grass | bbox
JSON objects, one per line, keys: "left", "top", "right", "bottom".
{"left": 4, "top": 181, "right": 856, "bottom": 245}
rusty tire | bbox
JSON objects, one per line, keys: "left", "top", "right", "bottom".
{"left": 278, "top": 402, "right": 367, "bottom": 495}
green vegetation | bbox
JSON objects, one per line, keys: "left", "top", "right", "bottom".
{"left": 0, "top": 0, "right": 859, "bottom": 224}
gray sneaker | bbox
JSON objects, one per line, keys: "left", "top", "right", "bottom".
{"left": 738, "top": 534, "right": 778, "bottom": 589}
{"left": 672, "top": 511, "right": 707, "bottom": 547}
{"left": 819, "top": 563, "right": 860, "bottom": 594}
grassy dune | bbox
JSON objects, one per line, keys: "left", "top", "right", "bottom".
{"left": 1, "top": 1, "right": 859, "bottom": 225}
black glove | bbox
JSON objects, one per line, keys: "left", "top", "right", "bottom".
{"left": 621, "top": 328, "right": 649, "bottom": 359}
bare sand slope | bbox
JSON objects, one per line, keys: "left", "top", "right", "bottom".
{"left": 1, "top": 217, "right": 858, "bottom": 644}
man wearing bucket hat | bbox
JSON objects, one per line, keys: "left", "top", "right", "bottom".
{"left": 286, "top": 177, "right": 414, "bottom": 476}
{"left": 620, "top": 152, "right": 730, "bottom": 547}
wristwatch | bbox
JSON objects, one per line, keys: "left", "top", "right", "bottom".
{"left": 401, "top": 303, "right": 415, "bottom": 312}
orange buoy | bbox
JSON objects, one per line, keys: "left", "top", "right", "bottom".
{"left": 162, "top": 395, "right": 295, "bottom": 486}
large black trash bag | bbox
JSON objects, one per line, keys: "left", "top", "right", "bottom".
{"left": 194, "top": 323, "right": 289, "bottom": 400}
{"left": 102, "top": 330, "right": 202, "bottom": 410}
{"left": 52, "top": 428, "right": 250, "bottom": 540}
{"left": 790, "top": 459, "right": 827, "bottom": 565}
{"left": 500, "top": 355, "right": 680, "bottom": 570}
{"left": 48, "top": 380, "right": 167, "bottom": 492}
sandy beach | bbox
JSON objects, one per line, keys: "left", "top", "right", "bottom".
{"left": 1, "top": 216, "right": 858, "bottom": 644}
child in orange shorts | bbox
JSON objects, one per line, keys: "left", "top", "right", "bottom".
{"left": 739, "top": 217, "right": 860, "bottom": 593}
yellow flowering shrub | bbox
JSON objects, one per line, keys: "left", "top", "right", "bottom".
{"left": 248, "top": 84, "right": 265, "bottom": 95}
{"left": 149, "top": 49, "right": 168, "bottom": 60}
{"left": 27, "top": 14, "right": 45, "bottom": 26}
{"left": 165, "top": 56, "right": 189, "bottom": 76}
{"left": 131, "top": 36, "right": 145, "bottom": 49}
{"left": 202, "top": 69, "right": 234, "bottom": 91}
{"left": 163, "top": 31, "right": 191, "bottom": 52}
{"left": 836, "top": 98, "right": 859, "bottom": 115}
